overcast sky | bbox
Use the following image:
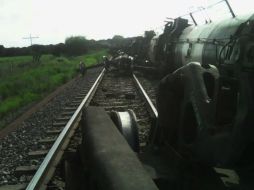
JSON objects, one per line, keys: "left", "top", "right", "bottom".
{"left": 0, "top": 0, "right": 253, "bottom": 47}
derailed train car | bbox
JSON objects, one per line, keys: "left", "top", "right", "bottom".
{"left": 79, "top": 5, "right": 254, "bottom": 190}
{"left": 157, "top": 11, "right": 254, "bottom": 155}
{"left": 132, "top": 11, "right": 254, "bottom": 188}
{"left": 154, "top": 11, "right": 254, "bottom": 189}
{"left": 110, "top": 53, "right": 134, "bottom": 74}
{"left": 156, "top": 13, "right": 254, "bottom": 150}
{"left": 130, "top": 17, "right": 190, "bottom": 76}
{"left": 133, "top": 12, "right": 254, "bottom": 75}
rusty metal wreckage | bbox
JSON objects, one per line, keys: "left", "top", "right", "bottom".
{"left": 25, "top": 1, "right": 254, "bottom": 190}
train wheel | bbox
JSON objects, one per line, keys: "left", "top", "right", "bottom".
{"left": 110, "top": 110, "right": 140, "bottom": 152}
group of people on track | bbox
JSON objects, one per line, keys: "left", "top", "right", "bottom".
{"left": 78, "top": 55, "right": 112, "bottom": 77}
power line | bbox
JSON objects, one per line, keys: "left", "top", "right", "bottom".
{"left": 22, "top": 34, "right": 39, "bottom": 46}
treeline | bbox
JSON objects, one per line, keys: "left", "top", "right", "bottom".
{"left": 0, "top": 35, "right": 142, "bottom": 57}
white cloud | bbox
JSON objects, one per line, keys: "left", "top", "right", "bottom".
{"left": 0, "top": 0, "right": 253, "bottom": 47}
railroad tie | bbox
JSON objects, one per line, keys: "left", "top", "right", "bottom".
{"left": 56, "top": 117, "right": 70, "bottom": 122}
{"left": 28, "top": 150, "right": 48, "bottom": 159}
{"left": 0, "top": 184, "right": 27, "bottom": 190}
{"left": 64, "top": 107, "right": 77, "bottom": 111}
{"left": 46, "top": 129, "right": 63, "bottom": 135}
{"left": 61, "top": 111, "right": 74, "bottom": 116}
{"left": 81, "top": 88, "right": 90, "bottom": 92}
{"left": 104, "top": 105, "right": 129, "bottom": 111}
{"left": 78, "top": 92, "right": 87, "bottom": 96}
{"left": 72, "top": 100, "right": 81, "bottom": 104}
{"left": 69, "top": 103, "right": 80, "bottom": 107}
{"left": 75, "top": 96, "right": 84, "bottom": 100}
{"left": 53, "top": 121, "right": 67, "bottom": 127}
{"left": 15, "top": 166, "right": 38, "bottom": 177}
{"left": 125, "top": 93, "right": 136, "bottom": 99}
{"left": 38, "top": 138, "right": 57, "bottom": 144}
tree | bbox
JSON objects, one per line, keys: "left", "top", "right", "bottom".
{"left": 31, "top": 45, "right": 43, "bottom": 63}
{"left": 65, "top": 36, "right": 88, "bottom": 56}
{"left": 0, "top": 45, "right": 4, "bottom": 56}
{"left": 111, "top": 35, "right": 125, "bottom": 47}
{"left": 112, "top": 35, "right": 124, "bottom": 40}
{"left": 52, "top": 43, "right": 66, "bottom": 57}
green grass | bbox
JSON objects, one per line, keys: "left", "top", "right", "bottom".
{"left": 0, "top": 55, "right": 58, "bottom": 80}
{"left": 0, "top": 49, "right": 108, "bottom": 126}
{"left": 0, "top": 55, "right": 32, "bottom": 64}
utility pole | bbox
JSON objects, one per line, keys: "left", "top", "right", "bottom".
{"left": 22, "top": 34, "right": 39, "bottom": 46}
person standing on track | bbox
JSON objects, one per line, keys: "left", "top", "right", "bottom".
{"left": 79, "top": 61, "right": 86, "bottom": 77}
{"left": 103, "top": 56, "right": 110, "bottom": 71}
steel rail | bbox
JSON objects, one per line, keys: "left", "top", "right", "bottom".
{"left": 132, "top": 74, "right": 158, "bottom": 118}
{"left": 26, "top": 68, "right": 105, "bottom": 190}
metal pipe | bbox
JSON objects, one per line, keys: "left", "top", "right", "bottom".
{"left": 190, "top": 13, "right": 198, "bottom": 26}
{"left": 224, "top": 0, "right": 236, "bottom": 18}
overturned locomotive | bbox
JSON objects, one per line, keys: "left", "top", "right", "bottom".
{"left": 156, "top": 12, "right": 254, "bottom": 159}
{"left": 130, "top": 11, "right": 254, "bottom": 188}
{"left": 152, "top": 11, "right": 254, "bottom": 189}
{"left": 79, "top": 8, "right": 254, "bottom": 190}
{"left": 132, "top": 13, "right": 254, "bottom": 76}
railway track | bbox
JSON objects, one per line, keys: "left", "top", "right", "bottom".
{"left": 1, "top": 68, "right": 158, "bottom": 189}
{"left": 0, "top": 67, "right": 104, "bottom": 189}
{"left": 133, "top": 73, "right": 159, "bottom": 108}
{"left": 90, "top": 70, "right": 155, "bottom": 144}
